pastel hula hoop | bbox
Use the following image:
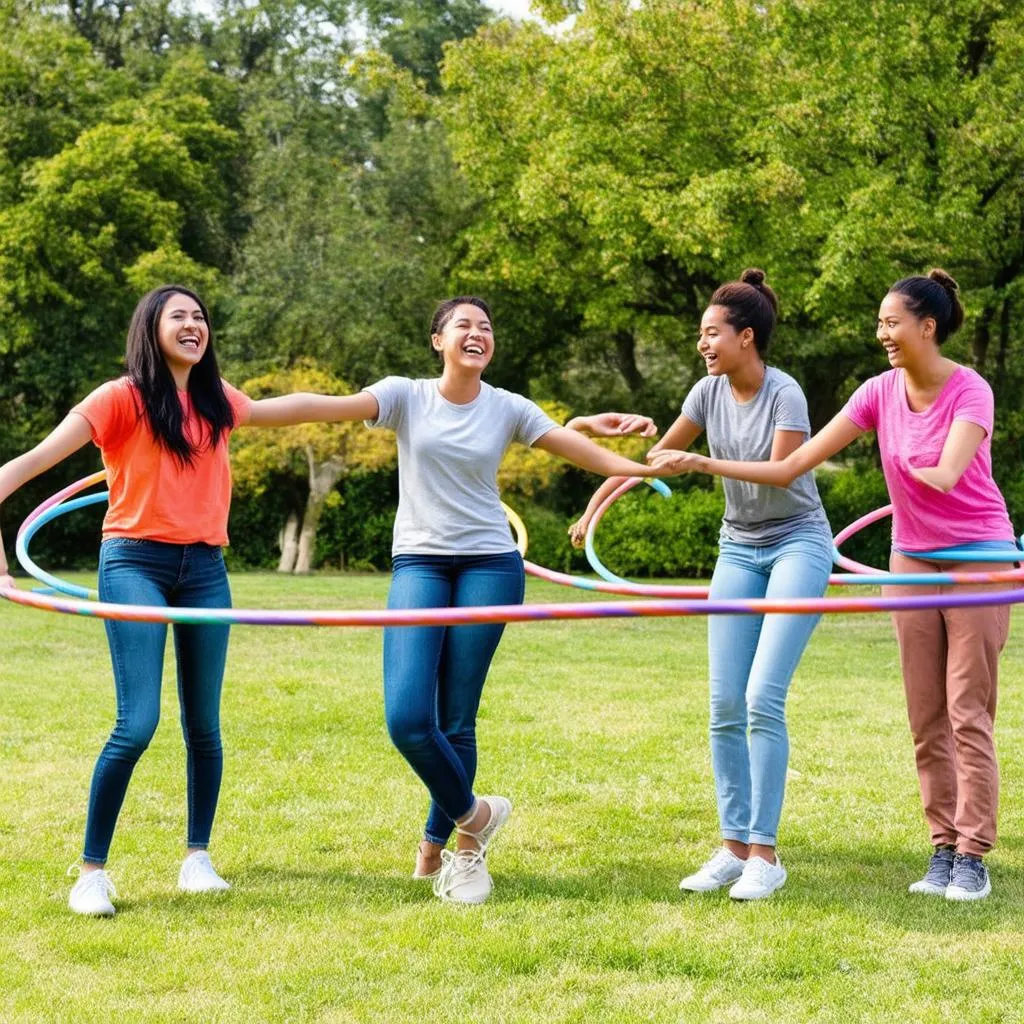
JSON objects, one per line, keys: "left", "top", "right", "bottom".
{"left": 4, "top": 474, "right": 1024, "bottom": 626}
{"left": 585, "top": 483, "right": 1024, "bottom": 590}
{"left": 832, "top": 506, "right": 1024, "bottom": 575}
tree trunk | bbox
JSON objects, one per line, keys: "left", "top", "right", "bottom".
{"left": 971, "top": 305, "right": 994, "bottom": 372}
{"left": 994, "top": 295, "right": 1012, "bottom": 388}
{"left": 294, "top": 448, "right": 346, "bottom": 575}
{"left": 613, "top": 329, "right": 645, "bottom": 396}
{"left": 277, "top": 510, "right": 300, "bottom": 573}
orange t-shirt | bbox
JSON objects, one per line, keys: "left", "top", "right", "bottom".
{"left": 72, "top": 377, "right": 253, "bottom": 546}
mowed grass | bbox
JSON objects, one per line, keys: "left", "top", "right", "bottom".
{"left": 2, "top": 572, "right": 1024, "bottom": 1023}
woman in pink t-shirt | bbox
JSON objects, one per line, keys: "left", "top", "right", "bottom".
{"left": 649, "top": 269, "right": 1014, "bottom": 902}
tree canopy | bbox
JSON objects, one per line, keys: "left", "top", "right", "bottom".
{"left": 3, "top": 0, "right": 1024, "bottom": 571}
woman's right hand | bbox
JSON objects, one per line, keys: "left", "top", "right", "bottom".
{"left": 567, "top": 517, "right": 590, "bottom": 549}
{"left": 647, "top": 449, "right": 708, "bottom": 475}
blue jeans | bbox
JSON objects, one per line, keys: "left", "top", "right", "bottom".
{"left": 84, "top": 539, "right": 232, "bottom": 864}
{"left": 383, "top": 551, "right": 525, "bottom": 846}
{"left": 707, "top": 531, "right": 833, "bottom": 847}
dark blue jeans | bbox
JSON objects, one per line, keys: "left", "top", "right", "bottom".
{"left": 383, "top": 551, "right": 525, "bottom": 846}
{"left": 84, "top": 539, "right": 232, "bottom": 864}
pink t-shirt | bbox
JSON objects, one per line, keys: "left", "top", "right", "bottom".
{"left": 843, "top": 366, "right": 1013, "bottom": 552}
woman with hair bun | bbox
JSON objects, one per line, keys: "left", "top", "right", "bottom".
{"left": 652, "top": 269, "right": 1014, "bottom": 901}
{"left": 573, "top": 269, "right": 834, "bottom": 900}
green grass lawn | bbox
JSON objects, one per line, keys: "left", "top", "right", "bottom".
{"left": 2, "top": 573, "right": 1023, "bottom": 1023}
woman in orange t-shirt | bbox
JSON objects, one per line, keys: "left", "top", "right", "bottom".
{"left": 0, "top": 284, "right": 395, "bottom": 917}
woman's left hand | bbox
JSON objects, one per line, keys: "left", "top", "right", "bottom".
{"left": 570, "top": 412, "right": 657, "bottom": 438}
{"left": 909, "top": 466, "right": 949, "bottom": 493}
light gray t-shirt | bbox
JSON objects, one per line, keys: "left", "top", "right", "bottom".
{"left": 681, "top": 367, "right": 831, "bottom": 545}
{"left": 364, "top": 377, "right": 558, "bottom": 555}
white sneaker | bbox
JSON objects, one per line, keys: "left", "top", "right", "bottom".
{"left": 68, "top": 867, "right": 117, "bottom": 916}
{"left": 178, "top": 851, "right": 231, "bottom": 893}
{"left": 729, "top": 855, "right": 787, "bottom": 900}
{"left": 457, "top": 795, "right": 512, "bottom": 853}
{"left": 679, "top": 847, "right": 747, "bottom": 892}
{"left": 432, "top": 848, "right": 493, "bottom": 905}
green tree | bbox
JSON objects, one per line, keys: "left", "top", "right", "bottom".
{"left": 0, "top": 55, "right": 238, "bottom": 430}
{"left": 441, "top": 0, "right": 1024, "bottom": 433}
{"left": 231, "top": 361, "right": 395, "bottom": 573}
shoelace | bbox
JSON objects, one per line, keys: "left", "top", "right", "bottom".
{"left": 742, "top": 858, "right": 773, "bottom": 884}
{"left": 432, "top": 848, "right": 486, "bottom": 900}
{"left": 181, "top": 853, "right": 227, "bottom": 888}
{"left": 67, "top": 864, "right": 118, "bottom": 900}
{"left": 706, "top": 849, "right": 739, "bottom": 875}
{"left": 952, "top": 856, "right": 985, "bottom": 887}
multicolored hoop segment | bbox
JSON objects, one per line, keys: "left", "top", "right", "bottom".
{"left": 3, "top": 472, "right": 1024, "bottom": 627}
{"left": 584, "top": 478, "right": 1024, "bottom": 591}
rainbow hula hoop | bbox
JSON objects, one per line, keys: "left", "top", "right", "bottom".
{"left": 3, "top": 472, "right": 1024, "bottom": 626}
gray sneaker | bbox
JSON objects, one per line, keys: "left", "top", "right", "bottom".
{"left": 908, "top": 846, "right": 955, "bottom": 896}
{"left": 946, "top": 854, "right": 991, "bottom": 902}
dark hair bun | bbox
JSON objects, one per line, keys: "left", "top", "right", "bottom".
{"left": 928, "top": 268, "right": 958, "bottom": 294}
{"left": 709, "top": 271, "right": 779, "bottom": 354}
{"left": 928, "top": 268, "right": 964, "bottom": 334}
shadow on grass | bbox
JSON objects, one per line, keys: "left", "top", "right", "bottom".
{"left": 99, "top": 840, "right": 1024, "bottom": 936}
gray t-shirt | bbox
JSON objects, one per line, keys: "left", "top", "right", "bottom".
{"left": 364, "top": 376, "right": 558, "bottom": 555}
{"left": 681, "top": 367, "right": 831, "bottom": 545}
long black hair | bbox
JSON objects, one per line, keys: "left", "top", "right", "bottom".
{"left": 124, "top": 285, "right": 235, "bottom": 466}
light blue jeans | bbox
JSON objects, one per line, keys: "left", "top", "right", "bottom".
{"left": 707, "top": 531, "right": 833, "bottom": 847}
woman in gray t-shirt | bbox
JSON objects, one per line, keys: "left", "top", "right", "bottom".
{"left": 573, "top": 270, "right": 833, "bottom": 901}
{"left": 359, "top": 296, "right": 668, "bottom": 906}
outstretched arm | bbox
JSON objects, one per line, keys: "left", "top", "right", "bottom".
{"left": 648, "top": 412, "right": 864, "bottom": 485}
{"left": 533, "top": 427, "right": 669, "bottom": 478}
{"left": 0, "top": 413, "right": 94, "bottom": 578}
{"left": 567, "top": 411, "right": 657, "bottom": 438}
{"left": 567, "top": 414, "right": 702, "bottom": 546}
{"left": 909, "top": 420, "right": 987, "bottom": 493}
{"left": 244, "top": 391, "right": 380, "bottom": 429}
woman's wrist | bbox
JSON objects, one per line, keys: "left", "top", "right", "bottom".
{"left": 566, "top": 416, "right": 591, "bottom": 434}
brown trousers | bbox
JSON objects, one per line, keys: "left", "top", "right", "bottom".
{"left": 885, "top": 551, "right": 1012, "bottom": 856}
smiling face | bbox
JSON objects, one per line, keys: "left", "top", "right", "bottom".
{"left": 431, "top": 302, "right": 494, "bottom": 373}
{"left": 156, "top": 292, "right": 210, "bottom": 378}
{"left": 697, "top": 304, "right": 755, "bottom": 376}
{"left": 876, "top": 291, "right": 936, "bottom": 368}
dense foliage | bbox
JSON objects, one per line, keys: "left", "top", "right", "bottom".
{"left": 2, "top": 1, "right": 1022, "bottom": 574}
